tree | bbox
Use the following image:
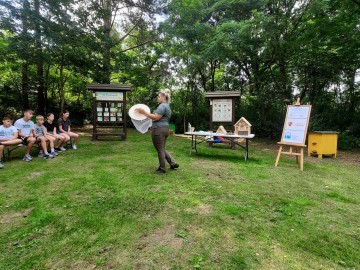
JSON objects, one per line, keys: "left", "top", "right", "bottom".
{"left": 73, "top": 0, "right": 157, "bottom": 83}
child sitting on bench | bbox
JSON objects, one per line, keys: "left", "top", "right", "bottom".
{"left": 0, "top": 116, "right": 23, "bottom": 168}
{"left": 34, "top": 115, "right": 56, "bottom": 159}
{"left": 14, "top": 109, "right": 37, "bottom": 162}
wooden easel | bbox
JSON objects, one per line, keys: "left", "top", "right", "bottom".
{"left": 275, "top": 98, "right": 311, "bottom": 171}
{"left": 275, "top": 142, "right": 306, "bottom": 171}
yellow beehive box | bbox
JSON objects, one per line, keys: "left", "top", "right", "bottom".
{"left": 308, "top": 131, "right": 338, "bottom": 158}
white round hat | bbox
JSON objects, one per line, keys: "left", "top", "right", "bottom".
{"left": 128, "top": 104, "right": 151, "bottom": 121}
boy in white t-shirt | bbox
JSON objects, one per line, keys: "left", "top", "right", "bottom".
{"left": 14, "top": 109, "right": 37, "bottom": 162}
{"left": 0, "top": 116, "right": 23, "bottom": 168}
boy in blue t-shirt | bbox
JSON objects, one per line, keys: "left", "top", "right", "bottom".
{"left": 0, "top": 116, "right": 23, "bottom": 168}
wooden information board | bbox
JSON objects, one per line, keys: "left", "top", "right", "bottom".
{"left": 87, "top": 84, "right": 131, "bottom": 141}
{"left": 275, "top": 101, "right": 312, "bottom": 171}
{"left": 205, "top": 92, "right": 240, "bottom": 132}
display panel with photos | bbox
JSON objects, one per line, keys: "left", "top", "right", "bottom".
{"left": 212, "top": 99, "right": 232, "bottom": 122}
{"left": 96, "top": 101, "right": 123, "bottom": 122}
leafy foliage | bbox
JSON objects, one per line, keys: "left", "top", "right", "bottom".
{"left": 159, "top": 0, "right": 360, "bottom": 147}
{"left": 0, "top": 0, "right": 359, "bottom": 148}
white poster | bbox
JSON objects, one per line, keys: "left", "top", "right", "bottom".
{"left": 212, "top": 99, "right": 232, "bottom": 122}
{"left": 281, "top": 105, "right": 311, "bottom": 145}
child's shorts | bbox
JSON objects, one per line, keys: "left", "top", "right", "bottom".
{"left": 19, "top": 136, "right": 33, "bottom": 145}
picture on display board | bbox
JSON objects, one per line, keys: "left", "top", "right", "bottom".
{"left": 94, "top": 98, "right": 125, "bottom": 123}
{"left": 281, "top": 105, "right": 311, "bottom": 145}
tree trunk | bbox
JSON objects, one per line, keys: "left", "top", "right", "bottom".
{"left": 346, "top": 70, "right": 357, "bottom": 116}
{"left": 44, "top": 64, "right": 51, "bottom": 111}
{"left": 21, "top": 0, "right": 30, "bottom": 110}
{"left": 59, "top": 61, "right": 66, "bottom": 113}
{"left": 37, "top": 63, "right": 45, "bottom": 115}
{"left": 210, "top": 60, "right": 217, "bottom": 92}
{"left": 102, "top": 0, "right": 112, "bottom": 84}
{"left": 34, "top": 0, "right": 45, "bottom": 115}
{"left": 21, "top": 63, "right": 30, "bottom": 110}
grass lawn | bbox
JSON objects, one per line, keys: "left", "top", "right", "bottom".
{"left": 0, "top": 129, "right": 359, "bottom": 270}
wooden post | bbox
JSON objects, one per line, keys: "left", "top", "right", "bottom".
{"left": 300, "top": 147, "right": 304, "bottom": 171}
{"left": 209, "top": 99, "right": 213, "bottom": 132}
{"left": 92, "top": 92, "right": 97, "bottom": 141}
{"left": 232, "top": 97, "right": 235, "bottom": 132}
{"left": 275, "top": 145, "right": 283, "bottom": 167}
{"left": 123, "top": 91, "right": 127, "bottom": 140}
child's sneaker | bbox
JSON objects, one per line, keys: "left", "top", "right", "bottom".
{"left": 38, "top": 152, "right": 45, "bottom": 158}
{"left": 60, "top": 146, "right": 66, "bottom": 151}
{"left": 0, "top": 161, "right": 4, "bottom": 169}
{"left": 44, "top": 153, "right": 54, "bottom": 159}
{"left": 50, "top": 151, "right": 59, "bottom": 156}
{"left": 72, "top": 145, "right": 77, "bottom": 150}
{"left": 23, "top": 155, "right": 33, "bottom": 162}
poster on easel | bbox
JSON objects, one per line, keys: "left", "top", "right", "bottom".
{"left": 280, "top": 105, "right": 312, "bottom": 145}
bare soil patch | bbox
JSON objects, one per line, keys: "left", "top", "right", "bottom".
{"left": 28, "top": 171, "right": 44, "bottom": 180}
{"left": 194, "top": 159, "right": 232, "bottom": 173}
{"left": 0, "top": 208, "right": 33, "bottom": 230}
{"left": 139, "top": 224, "right": 184, "bottom": 250}
{"left": 185, "top": 203, "right": 214, "bottom": 216}
{"left": 196, "top": 204, "right": 213, "bottom": 215}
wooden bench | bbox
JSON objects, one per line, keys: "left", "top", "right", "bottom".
{"left": 3, "top": 144, "right": 26, "bottom": 161}
{"left": 3, "top": 136, "right": 74, "bottom": 160}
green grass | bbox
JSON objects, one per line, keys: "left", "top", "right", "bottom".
{"left": 0, "top": 130, "right": 359, "bottom": 269}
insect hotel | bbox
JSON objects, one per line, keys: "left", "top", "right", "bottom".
{"left": 216, "top": 125, "right": 227, "bottom": 134}
{"left": 234, "top": 117, "right": 252, "bottom": 135}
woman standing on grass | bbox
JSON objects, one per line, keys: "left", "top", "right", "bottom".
{"left": 136, "top": 90, "right": 179, "bottom": 173}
